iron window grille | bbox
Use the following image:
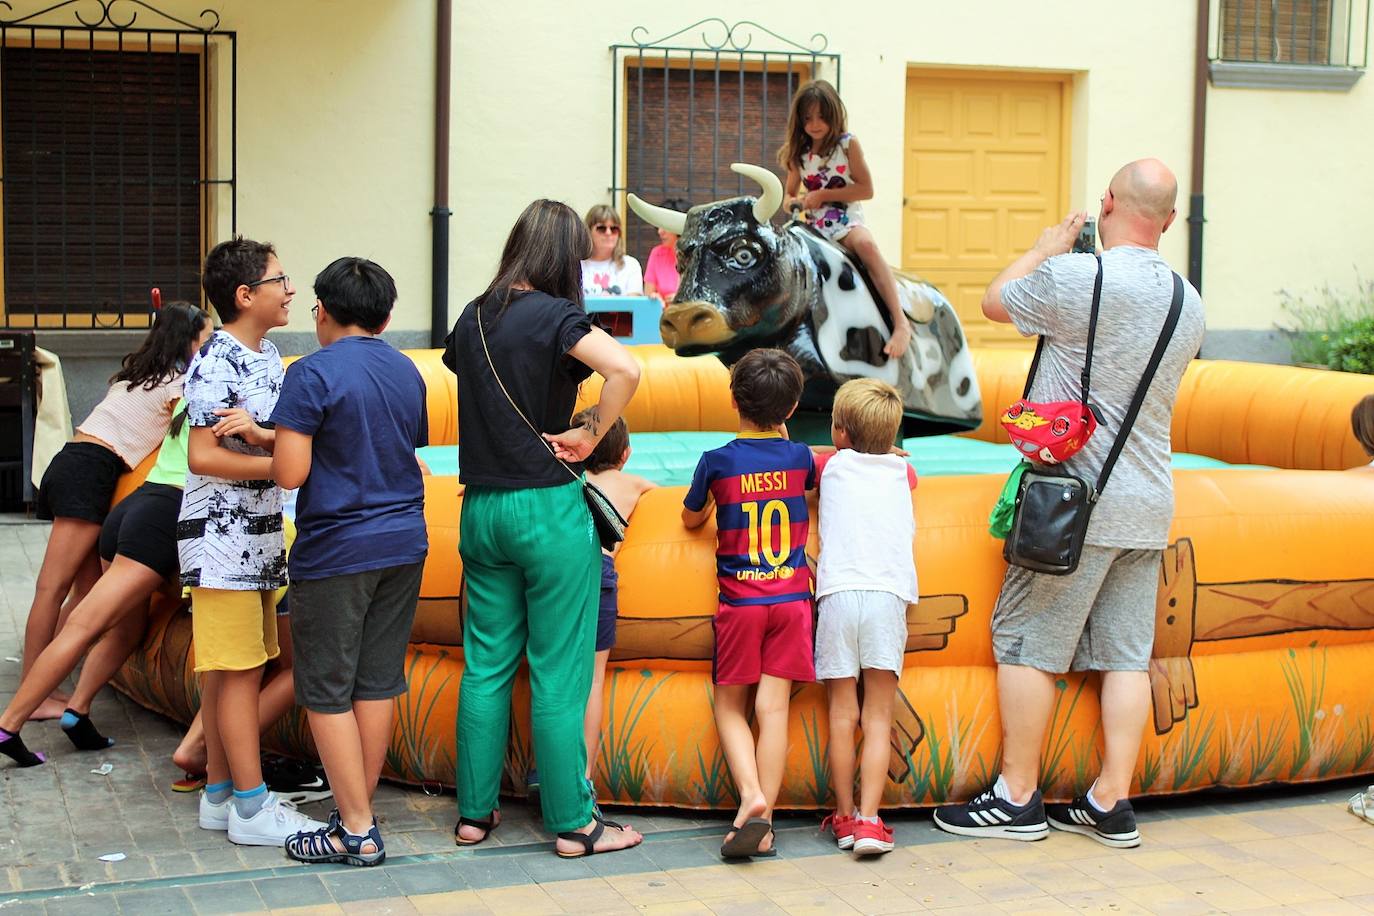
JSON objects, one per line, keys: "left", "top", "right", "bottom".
{"left": 1215, "top": 0, "right": 1370, "bottom": 66}
{"left": 610, "top": 19, "right": 840, "bottom": 262}
{"left": 0, "top": 1, "right": 236, "bottom": 330}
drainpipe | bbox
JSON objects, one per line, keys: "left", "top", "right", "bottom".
{"left": 1188, "top": 0, "right": 1208, "bottom": 291}
{"left": 431, "top": 0, "right": 453, "bottom": 347}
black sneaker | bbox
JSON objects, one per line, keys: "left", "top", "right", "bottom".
{"left": 262, "top": 755, "right": 333, "bottom": 805}
{"left": 1046, "top": 795, "right": 1140, "bottom": 848}
{"left": 933, "top": 787, "right": 1049, "bottom": 841}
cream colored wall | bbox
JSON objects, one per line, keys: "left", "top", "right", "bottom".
{"left": 1204, "top": 77, "right": 1374, "bottom": 329}
{"left": 160, "top": 0, "right": 435, "bottom": 336}
{"left": 23, "top": 1, "right": 1369, "bottom": 340}
{"left": 452, "top": 1, "right": 1199, "bottom": 321}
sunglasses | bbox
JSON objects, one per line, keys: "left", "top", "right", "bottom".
{"left": 593, "top": 224, "right": 621, "bottom": 235}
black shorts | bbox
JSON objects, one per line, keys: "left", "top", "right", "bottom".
{"left": 36, "top": 441, "right": 126, "bottom": 523}
{"left": 596, "top": 552, "right": 618, "bottom": 652}
{"left": 98, "top": 482, "right": 182, "bottom": 579}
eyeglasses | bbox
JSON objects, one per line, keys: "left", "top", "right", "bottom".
{"left": 310, "top": 302, "right": 320, "bottom": 319}
{"left": 246, "top": 274, "right": 290, "bottom": 290}
{"left": 593, "top": 224, "right": 621, "bottom": 235}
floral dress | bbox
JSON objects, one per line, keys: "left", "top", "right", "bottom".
{"left": 800, "top": 132, "right": 864, "bottom": 241}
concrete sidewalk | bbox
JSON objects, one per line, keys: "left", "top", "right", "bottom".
{"left": 4, "top": 520, "right": 1374, "bottom": 914}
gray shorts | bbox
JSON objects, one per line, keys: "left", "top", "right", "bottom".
{"left": 991, "top": 546, "right": 1160, "bottom": 674}
{"left": 288, "top": 561, "right": 425, "bottom": 713}
{"left": 814, "top": 590, "right": 908, "bottom": 680}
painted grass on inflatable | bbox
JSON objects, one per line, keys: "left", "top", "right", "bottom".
{"left": 110, "top": 345, "right": 1374, "bottom": 810}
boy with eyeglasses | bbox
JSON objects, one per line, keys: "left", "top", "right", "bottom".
{"left": 180, "top": 237, "right": 326, "bottom": 847}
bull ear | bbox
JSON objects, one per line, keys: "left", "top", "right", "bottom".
{"left": 731, "top": 163, "right": 783, "bottom": 225}
{"left": 627, "top": 194, "right": 686, "bottom": 236}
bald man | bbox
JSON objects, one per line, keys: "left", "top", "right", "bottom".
{"left": 934, "top": 159, "right": 1205, "bottom": 849}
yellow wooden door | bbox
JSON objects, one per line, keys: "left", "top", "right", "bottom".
{"left": 902, "top": 73, "right": 1067, "bottom": 348}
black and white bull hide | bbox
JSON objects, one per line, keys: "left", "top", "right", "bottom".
{"left": 628, "top": 164, "right": 981, "bottom": 435}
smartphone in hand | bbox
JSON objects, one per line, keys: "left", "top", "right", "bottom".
{"left": 1072, "top": 217, "right": 1097, "bottom": 255}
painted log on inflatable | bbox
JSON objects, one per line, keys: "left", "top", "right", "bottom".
{"left": 110, "top": 345, "right": 1374, "bottom": 809}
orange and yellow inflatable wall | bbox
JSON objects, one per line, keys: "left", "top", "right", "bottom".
{"left": 111, "top": 346, "right": 1374, "bottom": 809}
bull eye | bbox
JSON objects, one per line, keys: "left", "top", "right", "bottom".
{"left": 721, "top": 238, "right": 762, "bottom": 272}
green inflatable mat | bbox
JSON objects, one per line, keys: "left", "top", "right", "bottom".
{"left": 417, "top": 433, "right": 1270, "bottom": 487}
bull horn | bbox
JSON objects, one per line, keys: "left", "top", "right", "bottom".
{"left": 731, "top": 163, "right": 783, "bottom": 224}
{"left": 626, "top": 194, "right": 686, "bottom": 236}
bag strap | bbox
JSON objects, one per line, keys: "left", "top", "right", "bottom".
{"left": 475, "top": 299, "right": 582, "bottom": 485}
{"left": 1093, "top": 271, "right": 1185, "bottom": 495}
{"left": 1022, "top": 254, "right": 1103, "bottom": 408}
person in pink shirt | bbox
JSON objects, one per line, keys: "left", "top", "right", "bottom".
{"left": 642, "top": 197, "right": 687, "bottom": 306}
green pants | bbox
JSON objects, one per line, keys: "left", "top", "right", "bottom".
{"left": 456, "top": 480, "right": 600, "bottom": 833}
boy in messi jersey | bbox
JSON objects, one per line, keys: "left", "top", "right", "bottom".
{"left": 682, "top": 348, "right": 816, "bottom": 860}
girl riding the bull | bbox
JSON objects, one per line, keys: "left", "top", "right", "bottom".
{"left": 779, "top": 79, "right": 910, "bottom": 360}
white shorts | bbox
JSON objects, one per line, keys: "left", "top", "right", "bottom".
{"left": 814, "top": 590, "right": 908, "bottom": 680}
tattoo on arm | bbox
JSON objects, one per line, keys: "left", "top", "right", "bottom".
{"left": 582, "top": 408, "right": 601, "bottom": 437}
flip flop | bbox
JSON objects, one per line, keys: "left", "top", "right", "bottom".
{"left": 720, "top": 817, "right": 772, "bottom": 859}
{"left": 171, "top": 772, "right": 206, "bottom": 793}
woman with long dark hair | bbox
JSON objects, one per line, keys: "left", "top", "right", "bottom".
{"left": 443, "top": 199, "right": 643, "bottom": 857}
{"left": 1, "top": 303, "right": 213, "bottom": 766}
{"left": 15, "top": 303, "right": 210, "bottom": 710}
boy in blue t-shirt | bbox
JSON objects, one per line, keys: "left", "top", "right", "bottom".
{"left": 682, "top": 348, "right": 816, "bottom": 860}
{"left": 270, "top": 257, "right": 428, "bottom": 866}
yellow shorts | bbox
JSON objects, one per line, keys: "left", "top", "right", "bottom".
{"left": 190, "top": 588, "right": 280, "bottom": 672}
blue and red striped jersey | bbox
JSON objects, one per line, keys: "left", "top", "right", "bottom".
{"left": 683, "top": 432, "right": 817, "bottom": 606}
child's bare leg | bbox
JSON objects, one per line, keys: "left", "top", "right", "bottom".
{"left": 66, "top": 605, "right": 148, "bottom": 714}
{"left": 714, "top": 683, "right": 766, "bottom": 829}
{"left": 583, "top": 649, "right": 610, "bottom": 779}
{"left": 173, "top": 666, "right": 294, "bottom": 776}
{"left": 201, "top": 671, "right": 228, "bottom": 787}
{"left": 216, "top": 667, "right": 265, "bottom": 791}
{"left": 858, "top": 669, "right": 898, "bottom": 818}
{"left": 841, "top": 227, "right": 911, "bottom": 357}
{"left": 826, "top": 677, "right": 860, "bottom": 816}
{"left": 753, "top": 674, "right": 792, "bottom": 824}
{"left": 24, "top": 519, "right": 101, "bottom": 718}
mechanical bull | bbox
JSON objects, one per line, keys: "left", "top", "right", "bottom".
{"left": 628, "top": 163, "right": 982, "bottom": 434}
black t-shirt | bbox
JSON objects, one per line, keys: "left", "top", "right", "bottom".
{"left": 443, "top": 289, "right": 594, "bottom": 488}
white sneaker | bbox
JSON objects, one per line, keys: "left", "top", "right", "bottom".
{"left": 227, "top": 791, "right": 327, "bottom": 847}
{"left": 199, "top": 792, "right": 230, "bottom": 831}
{"left": 1349, "top": 786, "right": 1374, "bottom": 824}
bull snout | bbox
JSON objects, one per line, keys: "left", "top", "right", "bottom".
{"left": 660, "top": 301, "right": 734, "bottom": 350}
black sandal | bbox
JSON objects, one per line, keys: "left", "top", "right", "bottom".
{"left": 720, "top": 817, "right": 773, "bottom": 859}
{"left": 556, "top": 816, "right": 635, "bottom": 859}
{"left": 454, "top": 811, "right": 499, "bottom": 846}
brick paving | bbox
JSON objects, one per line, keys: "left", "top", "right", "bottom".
{"left": 3, "top": 519, "right": 1374, "bottom": 914}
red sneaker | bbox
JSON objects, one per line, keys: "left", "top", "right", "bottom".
{"left": 852, "top": 817, "right": 894, "bottom": 856}
{"left": 820, "top": 812, "right": 856, "bottom": 850}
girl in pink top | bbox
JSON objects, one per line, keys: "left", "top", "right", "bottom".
{"left": 18, "top": 302, "right": 211, "bottom": 725}
{"left": 642, "top": 197, "right": 687, "bottom": 305}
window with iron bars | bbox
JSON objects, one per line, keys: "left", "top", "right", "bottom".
{"left": 0, "top": 33, "right": 229, "bottom": 329}
{"left": 1216, "top": 0, "right": 1372, "bottom": 67}
{"left": 622, "top": 60, "right": 812, "bottom": 265}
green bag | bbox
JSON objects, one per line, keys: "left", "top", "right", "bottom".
{"left": 989, "top": 460, "right": 1032, "bottom": 539}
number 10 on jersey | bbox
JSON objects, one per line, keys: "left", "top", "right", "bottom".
{"left": 741, "top": 499, "right": 791, "bottom": 567}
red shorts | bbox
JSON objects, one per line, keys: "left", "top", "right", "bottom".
{"left": 712, "top": 598, "right": 816, "bottom": 686}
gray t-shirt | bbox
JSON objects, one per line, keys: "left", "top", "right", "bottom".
{"left": 1001, "top": 247, "right": 1206, "bottom": 549}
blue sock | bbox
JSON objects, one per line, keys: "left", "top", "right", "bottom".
{"left": 232, "top": 782, "right": 269, "bottom": 819}
{"left": 205, "top": 779, "right": 233, "bottom": 805}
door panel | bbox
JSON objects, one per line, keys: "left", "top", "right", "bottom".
{"left": 903, "top": 74, "right": 1066, "bottom": 348}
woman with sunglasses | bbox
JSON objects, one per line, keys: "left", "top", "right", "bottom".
{"left": 580, "top": 205, "right": 642, "bottom": 297}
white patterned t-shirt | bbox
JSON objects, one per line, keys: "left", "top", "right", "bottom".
{"left": 176, "top": 329, "right": 286, "bottom": 590}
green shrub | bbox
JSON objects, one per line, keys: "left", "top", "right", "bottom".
{"left": 1277, "top": 274, "right": 1374, "bottom": 371}
{"left": 1327, "top": 317, "right": 1374, "bottom": 374}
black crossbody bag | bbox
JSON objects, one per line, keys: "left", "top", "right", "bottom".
{"left": 475, "top": 301, "right": 628, "bottom": 552}
{"left": 1004, "top": 267, "right": 1184, "bottom": 575}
